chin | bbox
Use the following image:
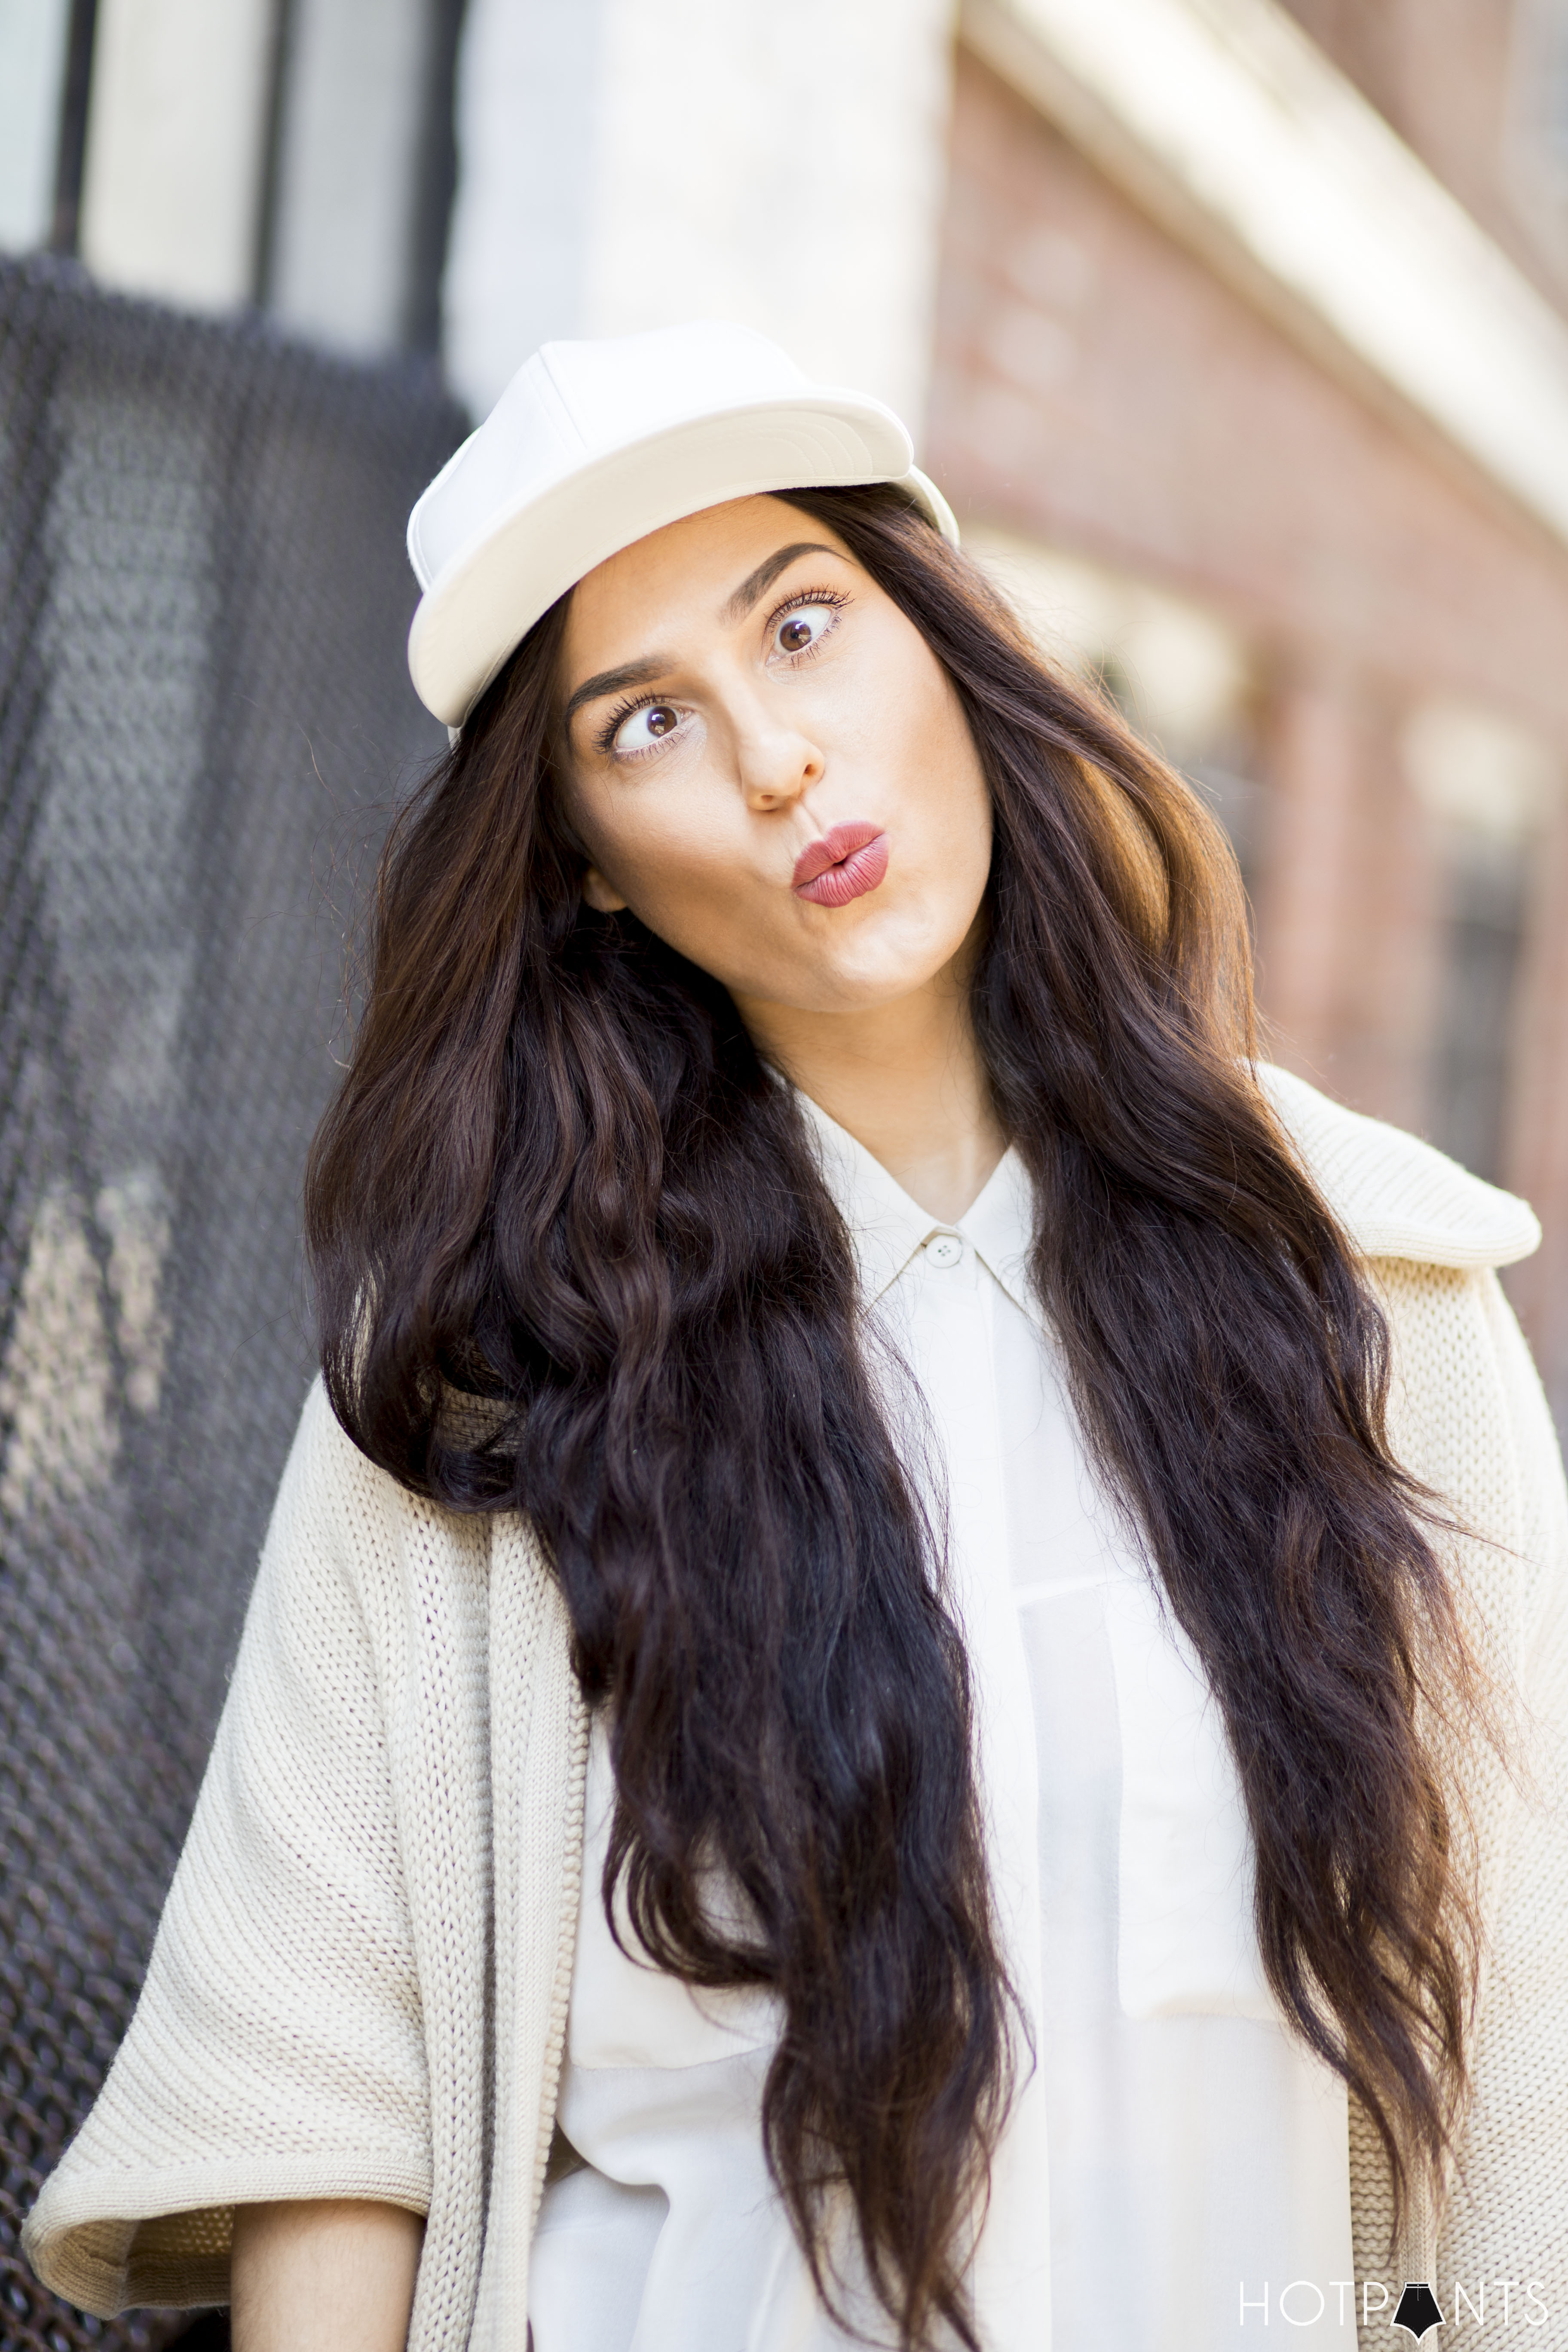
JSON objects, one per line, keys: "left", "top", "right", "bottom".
{"left": 761, "top": 943, "right": 965, "bottom": 1017}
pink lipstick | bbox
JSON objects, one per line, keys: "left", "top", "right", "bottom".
{"left": 791, "top": 822, "right": 889, "bottom": 908}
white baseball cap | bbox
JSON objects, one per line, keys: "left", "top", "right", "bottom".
{"left": 405, "top": 320, "right": 960, "bottom": 728}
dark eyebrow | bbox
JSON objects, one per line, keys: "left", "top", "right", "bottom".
{"left": 720, "top": 542, "right": 841, "bottom": 626}
{"left": 561, "top": 542, "right": 843, "bottom": 729}
{"left": 562, "top": 655, "right": 673, "bottom": 727}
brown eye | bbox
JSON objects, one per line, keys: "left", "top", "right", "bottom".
{"left": 772, "top": 602, "right": 836, "bottom": 658}
{"left": 612, "top": 700, "right": 686, "bottom": 755}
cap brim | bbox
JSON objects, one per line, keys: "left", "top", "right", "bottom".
{"left": 408, "top": 396, "right": 958, "bottom": 728}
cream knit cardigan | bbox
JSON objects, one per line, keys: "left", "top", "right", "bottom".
{"left": 24, "top": 1068, "right": 1568, "bottom": 2351}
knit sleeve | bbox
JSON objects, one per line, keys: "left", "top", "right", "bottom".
{"left": 22, "top": 1381, "right": 436, "bottom": 2317}
{"left": 1434, "top": 1274, "right": 1568, "bottom": 2318}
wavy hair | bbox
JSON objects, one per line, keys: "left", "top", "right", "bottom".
{"left": 306, "top": 484, "right": 1478, "bottom": 2345}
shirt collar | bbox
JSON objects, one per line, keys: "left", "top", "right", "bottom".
{"left": 793, "top": 1090, "right": 1038, "bottom": 1320}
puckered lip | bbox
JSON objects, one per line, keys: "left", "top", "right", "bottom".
{"left": 791, "top": 821, "right": 885, "bottom": 890}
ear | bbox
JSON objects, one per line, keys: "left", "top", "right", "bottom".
{"left": 581, "top": 865, "right": 629, "bottom": 913}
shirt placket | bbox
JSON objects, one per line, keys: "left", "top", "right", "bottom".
{"left": 889, "top": 1233, "right": 1054, "bottom": 2348}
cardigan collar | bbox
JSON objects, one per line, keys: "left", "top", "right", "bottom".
{"left": 1258, "top": 1063, "right": 1539, "bottom": 1268}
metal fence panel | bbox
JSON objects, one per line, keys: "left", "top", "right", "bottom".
{"left": 0, "top": 254, "right": 462, "bottom": 2349}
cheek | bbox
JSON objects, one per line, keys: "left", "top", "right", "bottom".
{"left": 569, "top": 759, "right": 747, "bottom": 918}
{"left": 872, "top": 658, "right": 991, "bottom": 863}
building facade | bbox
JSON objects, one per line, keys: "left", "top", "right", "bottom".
{"left": 929, "top": 2, "right": 1568, "bottom": 1430}
{"left": 5, "top": 0, "right": 1568, "bottom": 1417}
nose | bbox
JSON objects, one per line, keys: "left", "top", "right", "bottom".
{"left": 732, "top": 698, "right": 824, "bottom": 814}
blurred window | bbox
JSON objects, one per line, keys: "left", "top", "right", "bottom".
{"left": 1430, "top": 843, "right": 1529, "bottom": 1185}
{"left": 1537, "top": 1, "right": 1568, "bottom": 170}
{"left": 1511, "top": 0, "right": 1568, "bottom": 223}
{"left": 966, "top": 524, "right": 1263, "bottom": 891}
{"left": 261, "top": 0, "right": 466, "bottom": 357}
{"left": 1403, "top": 699, "right": 1561, "bottom": 1180}
{"left": 0, "top": 0, "right": 75, "bottom": 253}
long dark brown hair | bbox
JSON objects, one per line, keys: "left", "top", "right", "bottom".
{"left": 307, "top": 484, "right": 1477, "bottom": 2345}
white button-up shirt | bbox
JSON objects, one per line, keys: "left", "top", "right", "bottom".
{"left": 527, "top": 1101, "right": 1356, "bottom": 2349}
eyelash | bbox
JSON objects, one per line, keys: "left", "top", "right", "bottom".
{"left": 593, "top": 585, "right": 851, "bottom": 759}
{"left": 769, "top": 583, "right": 849, "bottom": 643}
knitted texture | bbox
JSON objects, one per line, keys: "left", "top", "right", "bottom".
{"left": 21, "top": 1071, "right": 1568, "bottom": 2349}
{"left": 1261, "top": 1063, "right": 1541, "bottom": 1270}
{"left": 1363, "top": 1262, "right": 1568, "bottom": 2347}
{"left": 22, "top": 1384, "right": 589, "bottom": 2352}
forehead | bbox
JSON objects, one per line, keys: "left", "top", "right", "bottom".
{"left": 563, "top": 495, "right": 853, "bottom": 659}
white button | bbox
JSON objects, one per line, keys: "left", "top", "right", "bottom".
{"left": 924, "top": 1232, "right": 964, "bottom": 1269}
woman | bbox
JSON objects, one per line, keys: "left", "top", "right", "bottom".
{"left": 25, "top": 322, "right": 1568, "bottom": 2351}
